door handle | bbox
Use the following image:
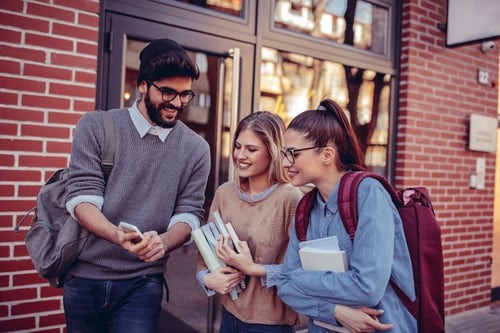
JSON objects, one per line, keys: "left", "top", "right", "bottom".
{"left": 227, "top": 48, "right": 240, "bottom": 181}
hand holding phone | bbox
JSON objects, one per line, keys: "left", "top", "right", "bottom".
{"left": 119, "top": 221, "right": 144, "bottom": 240}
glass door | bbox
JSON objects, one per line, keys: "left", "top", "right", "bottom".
{"left": 100, "top": 13, "right": 255, "bottom": 333}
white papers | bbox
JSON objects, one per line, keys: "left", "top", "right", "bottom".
{"left": 299, "top": 236, "right": 348, "bottom": 272}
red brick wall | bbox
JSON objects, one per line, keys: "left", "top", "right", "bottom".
{"left": 399, "top": 0, "right": 499, "bottom": 316}
{"left": 0, "top": 0, "right": 99, "bottom": 331}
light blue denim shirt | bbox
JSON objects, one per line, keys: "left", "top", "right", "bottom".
{"left": 272, "top": 177, "right": 417, "bottom": 333}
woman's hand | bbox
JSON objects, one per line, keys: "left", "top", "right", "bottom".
{"left": 204, "top": 266, "right": 244, "bottom": 294}
{"left": 216, "top": 236, "right": 265, "bottom": 276}
{"left": 334, "top": 305, "right": 393, "bottom": 333}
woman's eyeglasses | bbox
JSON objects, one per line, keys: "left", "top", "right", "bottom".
{"left": 280, "top": 146, "right": 325, "bottom": 164}
{"left": 149, "top": 81, "right": 196, "bottom": 104}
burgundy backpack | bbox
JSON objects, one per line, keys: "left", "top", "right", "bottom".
{"left": 295, "top": 171, "right": 445, "bottom": 333}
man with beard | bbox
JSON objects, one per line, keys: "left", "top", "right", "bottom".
{"left": 64, "top": 39, "right": 210, "bottom": 333}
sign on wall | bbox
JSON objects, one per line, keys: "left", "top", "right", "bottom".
{"left": 469, "top": 114, "right": 498, "bottom": 153}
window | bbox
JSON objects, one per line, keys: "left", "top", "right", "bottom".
{"left": 260, "top": 47, "right": 391, "bottom": 174}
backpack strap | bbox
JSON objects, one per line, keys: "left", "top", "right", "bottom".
{"left": 338, "top": 171, "right": 402, "bottom": 241}
{"left": 338, "top": 171, "right": 417, "bottom": 317}
{"left": 295, "top": 188, "right": 317, "bottom": 242}
{"left": 101, "top": 111, "right": 115, "bottom": 181}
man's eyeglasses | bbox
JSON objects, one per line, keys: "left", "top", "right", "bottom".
{"left": 281, "top": 146, "right": 325, "bottom": 164}
{"left": 149, "top": 81, "right": 196, "bottom": 104}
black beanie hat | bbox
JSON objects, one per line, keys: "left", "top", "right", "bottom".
{"left": 137, "top": 38, "right": 199, "bottom": 85}
{"left": 139, "top": 38, "right": 187, "bottom": 65}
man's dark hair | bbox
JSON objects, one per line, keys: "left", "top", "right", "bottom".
{"left": 136, "top": 38, "right": 200, "bottom": 86}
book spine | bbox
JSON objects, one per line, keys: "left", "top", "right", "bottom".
{"left": 225, "top": 222, "right": 241, "bottom": 245}
{"left": 192, "top": 228, "right": 221, "bottom": 272}
{"left": 213, "top": 211, "right": 229, "bottom": 237}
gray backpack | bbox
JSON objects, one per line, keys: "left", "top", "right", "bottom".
{"left": 15, "top": 111, "right": 114, "bottom": 287}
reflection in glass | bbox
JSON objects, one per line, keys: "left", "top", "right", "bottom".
{"left": 172, "top": 0, "right": 244, "bottom": 17}
{"left": 259, "top": 47, "right": 391, "bottom": 175}
{"left": 273, "top": 0, "right": 388, "bottom": 54}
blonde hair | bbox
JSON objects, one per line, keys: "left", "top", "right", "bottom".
{"left": 232, "top": 111, "right": 289, "bottom": 187}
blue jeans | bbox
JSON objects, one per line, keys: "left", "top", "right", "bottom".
{"left": 63, "top": 274, "right": 164, "bottom": 333}
{"left": 219, "top": 307, "right": 296, "bottom": 333}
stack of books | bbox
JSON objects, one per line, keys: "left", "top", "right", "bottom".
{"left": 192, "top": 211, "right": 243, "bottom": 300}
{"left": 299, "top": 236, "right": 350, "bottom": 333}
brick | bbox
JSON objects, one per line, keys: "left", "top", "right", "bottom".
{"left": 0, "top": 286, "right": 37, "bottom": 302}
{"left": 27, "top": 1, "right": 76, "bottom": 22}
{"left": 46, "top": 141, "right": 72, "bottom": 154}
{"left": 0, "top": 185, "right": 15, "bottom": 196}
{"left": 48, "top": 111, "right": 83, "bottom": 125}
{"left": 74, "top": 99, "right": 96, "bottom": 112}
{"left": 0, "top": 76, "right": 46, "bottom": 93}
{"left": 50, "top": 52, "right": 97, "bottom": 70}
{"left": 0, "top": 169, "right": 41, "bottom": 182}
{"left": 77, "top": 40, "right": 98, "bottom": 56}
{"left": 0, "top": 0, "right": 23, "bottom": 12}
{"left": 12, "top": 299, "right": 61, "bottom": 315}
{"left": 21, "top": 124, "right": 71, "bottom": 139}
{"left": 49, "top": 82, "right": 96, "bottom": 99}
{"left": 54, "top": 0, "right": 100, "bottom": 13}
{"left": 77, "top": 11, "right": 99, "bottom": 27}
{"left": 52, "top": 22, "right": 98, "bottom": 41}
{"left": 0, "top": 122, "right": 18, "bottom": 136}
{"left": 0, "top": 317, "right": 36, "bottom": 332}
{"left": 19, "top": 155, "right": 69, "bottom": 168}
{"left": 40, "top": 312, "right": 66, "bottom": 328}
{"left": 0, "top": 138, "right": 43, "bottom": 152}
{"left": 0, "top": 12, "right": 50, "bottom": 33}
{"left": 25, "top": 33, "right": 74, "bottom": 52}
{"left": 18, "top": 184, "right": 43, "bottom": 197}
{"left": 0, "top": 59, "right": 21, "bottom": 75}
{"left": 75, "top": 70, "right": 97, "bottom": 84}
{"left": 0, "top": 108, "right": 45, "bottom": 122}
{"left": 22, "top": 94, "right": 72, "bottom": 111}
{"left": 41, "top": 285, "right": 63, "bottom": 298}
{"left": 12, "top": 272, "right": 45, "bottom": 287}
{"left": 13, "top": 243, "right": 30, "bottom": 257}
{"left": 0, "top": 91, "right": 19, "bottom": 104}
{"left": 0, "top": 244, "right": 10, "bottom": 258}
{"left": 0, "top": 275, "right": 9, "bottom": 288}
{"left": 24, "top": 63, "right": 73, "bottom": 81}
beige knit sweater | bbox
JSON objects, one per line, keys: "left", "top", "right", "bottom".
{"left": 200, "top": 181, "right": 303, "bottom": 326}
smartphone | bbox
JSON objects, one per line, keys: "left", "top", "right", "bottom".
{"left": 118, "top": 221, "right": 144, "bottom": 240}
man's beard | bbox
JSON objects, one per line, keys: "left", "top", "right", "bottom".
{"left": 144, "top": 91, "right": 185, "bottom": 128}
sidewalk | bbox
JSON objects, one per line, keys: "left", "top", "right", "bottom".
{"left": 445, "top": 301, "right": 500, "bottom": 333}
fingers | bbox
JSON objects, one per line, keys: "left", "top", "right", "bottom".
{"left": 131, "top": 231, "right": 165, "bottom": 262}
{"left": 117, "top": 227, "right": 142, "bottom": 245}
{"left": 204, "top": 268, "right": 245, "bottom": 294}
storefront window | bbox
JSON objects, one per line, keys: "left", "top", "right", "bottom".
{"left": 273, "top": 0, "right": 388, "bottom": 55}
{"left": 172, "top": 0, "right": 245, "bottom": 17}
{"left": 260, "top": 47, "right": 391, "bottom": 174}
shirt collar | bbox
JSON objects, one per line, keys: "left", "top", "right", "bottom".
{"left": 237, "top": 183, "right": 279, "bottom": 202}
{"left": 128, "top": 99, "right": 172, "bottom": 142}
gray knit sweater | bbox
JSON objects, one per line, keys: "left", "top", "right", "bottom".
{"left": 66, "top": 107, "right": 210, "bottom": 279}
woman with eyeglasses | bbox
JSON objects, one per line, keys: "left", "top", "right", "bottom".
{"left": 275, "top": 98, "right": 415, "bottom": 332}
{"left": 196, "top": 111, "right": 303, "bottom": 332}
